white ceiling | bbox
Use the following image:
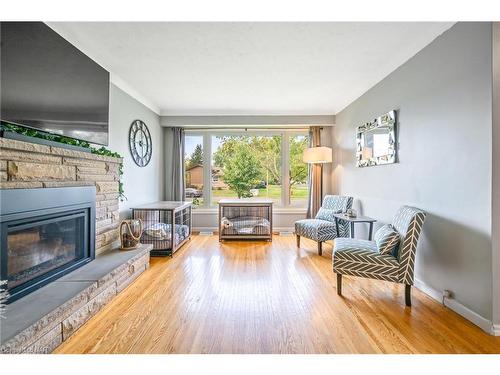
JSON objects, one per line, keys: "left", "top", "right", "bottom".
{"left": 49, "top": 22, "right": 454, "bottom": 116}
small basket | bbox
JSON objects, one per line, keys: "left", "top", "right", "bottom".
{"left": 119, "top": 219, "right": 143, "bottom": 250}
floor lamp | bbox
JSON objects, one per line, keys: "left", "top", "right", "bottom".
{"left": 303, "top": 146, "right": 333, "bottom": 216}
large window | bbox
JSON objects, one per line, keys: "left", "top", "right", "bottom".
{"left": 185, "top": 130, "right": 309, "bottom": 209}
{"left": 211, "top": 135, "right": 282, "bottom": 205}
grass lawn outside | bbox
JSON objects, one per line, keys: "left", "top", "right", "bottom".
{"left": 211, "top": 184, "right": 308, "bottom": 201}
{"left": 187, "top": 185, "right": 308, "bottom": 207}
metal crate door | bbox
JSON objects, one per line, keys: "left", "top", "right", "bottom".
{"left": 219, "top": 204, "right": 272, "bottom": 240}
{"left": 133, "top": 209, "right": 173, "bottom": 255}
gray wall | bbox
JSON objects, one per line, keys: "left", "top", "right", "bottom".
{"left": 492, "top": 22, "right": 500, "bottom": 329}
{"left": 333, "top": 23, "right": 493, "bottom": 320}
{"left": 109, "top": 83, "right": 163, "bottom": 217}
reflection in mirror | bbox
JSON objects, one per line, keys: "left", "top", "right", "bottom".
{"left": 356, "top": 110, "right": 397, "bottom": 167}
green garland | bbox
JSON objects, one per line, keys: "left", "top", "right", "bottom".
{"left": 1, "top": 122, "right": 126, "bottom": 201}
{"left": 91, "top": 146, "right": 126, "bottom": 201}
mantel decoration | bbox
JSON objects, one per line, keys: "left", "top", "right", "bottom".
{"left": 0, "top": 121, "right": 126, "bottom": 200}
{"left": 129, "top": 120, "right": 152, "bottom": 167}
{"left": 356, "top": 110, "right": 397, "bottom": 168}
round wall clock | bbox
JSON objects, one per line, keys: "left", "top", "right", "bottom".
{"left": 128, "top": 120, "right": 152, "bottom": 167}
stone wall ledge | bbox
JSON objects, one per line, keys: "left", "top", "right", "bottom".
{"left": 0, "top": 244, "right": 152, "bottom": 354}
{"left": 0, "top": 138, "right": 123, "bottom": 164}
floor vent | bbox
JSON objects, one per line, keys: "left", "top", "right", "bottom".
{"left": 279, "top": 231, "right": 294, "bottom": 237}
{"left": 199, "top": 231, "right": 214, "bottom": 236}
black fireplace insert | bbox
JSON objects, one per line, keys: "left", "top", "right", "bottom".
{"left": 0, "top": 186, "right": 95, "bottom": 302}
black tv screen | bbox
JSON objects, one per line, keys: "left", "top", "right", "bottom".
{"left": 1, "top": 22, "right": 110, "bottom": 145}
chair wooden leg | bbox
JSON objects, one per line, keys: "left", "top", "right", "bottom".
{"left": 337, "top": 274, "right": 342, "bottom": 296}
{"left": 296, "top": 235, "right": 300, "bottom": 247}
{"left": 405, "top": 284, "right": 411, "bottom": 307}
{"left": 317, "top": 241, "right": 322, "bottom": 256}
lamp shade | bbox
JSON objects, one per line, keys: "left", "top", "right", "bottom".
{"left": 303, "top": 146, "right": 333, "bottom": 164}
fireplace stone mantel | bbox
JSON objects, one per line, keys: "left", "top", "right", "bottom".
{"left": 0, "top": 137, "right": 123, "bottom": 255}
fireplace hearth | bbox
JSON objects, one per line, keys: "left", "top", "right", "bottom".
{"left": 1, "top": 186, "right": 95, "bottom": 302}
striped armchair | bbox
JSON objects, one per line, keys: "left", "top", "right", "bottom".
{"left": 333, "top": 205, "right": 426, "bottom": 306}
{"left": 295, "top": 195, "right": 353, "bottom": 255}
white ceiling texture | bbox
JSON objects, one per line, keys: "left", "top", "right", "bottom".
{"left": 49, "top": 22, "right": 454, "bottom": 116}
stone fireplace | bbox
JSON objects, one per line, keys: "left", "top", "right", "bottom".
{"left": 0, "top": 137, "right": 122, "bottom": 255}
{"left": 1, "top": 186, "right": 96, "bottom": 302}
{"left": 0, "top": 137, "right": 151, "bottom": 353}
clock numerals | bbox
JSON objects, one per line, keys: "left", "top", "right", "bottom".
{"left": 129, "top": 120, "right": 152, "bottom": 167}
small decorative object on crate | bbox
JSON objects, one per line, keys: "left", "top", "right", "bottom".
{"left": 119, "top": 219, "right": 143, "bottom": 250}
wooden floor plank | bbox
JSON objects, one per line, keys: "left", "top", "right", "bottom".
{"left": 55, "top": 235, "right": 500, "bottom": 354}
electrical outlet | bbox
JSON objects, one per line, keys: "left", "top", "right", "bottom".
{"left": 443, "top": 290, "right": 452, "bottom": 299}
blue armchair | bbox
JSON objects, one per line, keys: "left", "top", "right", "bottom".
{"left": 295, "top": 195, "right": 353, "bottom": 255}
{"left": 333, "top": 205, "right": 426, "bottom": 306}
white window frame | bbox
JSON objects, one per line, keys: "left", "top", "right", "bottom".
{"left": 185, "top": 129, "right": 309, "bottom": 209}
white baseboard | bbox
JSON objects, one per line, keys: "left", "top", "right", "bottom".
{"left": 274, "top": 227, "right": 295, "bottom": 233}
{"left": 193, "top": 226, "right": 218, "bottom": 232}
{"left": 414, "top": 279, "right": 496, "bottom": 335}
{"left": 492, "top": 324, "right": 500, "bottom": 336}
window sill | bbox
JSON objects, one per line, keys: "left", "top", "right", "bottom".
{"left": 192, "top": 207, "right": 307, "bottom": 214}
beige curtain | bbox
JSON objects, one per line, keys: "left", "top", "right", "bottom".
{"left": 171, "top": 127, "right": 185, "bottom": 201}
{"left": 306, "top": 126, "right": 322, "bottom": 218}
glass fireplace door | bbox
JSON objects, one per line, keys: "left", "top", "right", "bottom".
{"left": 4, "top": 210, "right": 87, "bottom": 291}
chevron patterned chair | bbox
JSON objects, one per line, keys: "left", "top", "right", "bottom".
{"left": 295, "top": 195, "right": 353, "bottom": 256}
{"left": 333, "top": 206, "right": 426, "bottom": 306}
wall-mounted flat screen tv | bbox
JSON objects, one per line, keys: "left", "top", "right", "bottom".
{"left": 1, "top": 22, "right": 110, "bottom": 145}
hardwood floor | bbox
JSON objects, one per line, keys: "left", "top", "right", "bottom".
{"left": 55, "top": 235, "right": 500, "bottom": 354}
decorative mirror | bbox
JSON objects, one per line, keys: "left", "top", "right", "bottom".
{"left": 129, "top": 120, "right": 152, "bottom": 167}
{"left": 356, "top": 110, "right": 397, "bottom": 168}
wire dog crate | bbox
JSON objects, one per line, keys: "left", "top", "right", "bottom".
{"left": 218, "top": 199, "right": 273, "bottom": 241}
{"left": 131, "top": 201, "right": 192, "bottom": 256}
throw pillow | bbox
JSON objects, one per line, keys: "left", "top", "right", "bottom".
{"left": 315, "top": 207, "right": 341, "bottom": 222}
{"left": 374, "top": 224, "right": 400, "bottom": 256}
